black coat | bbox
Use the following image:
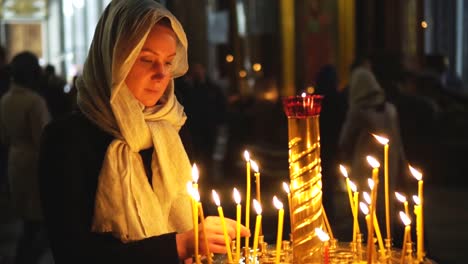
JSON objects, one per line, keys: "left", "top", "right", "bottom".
{"left": 38, "top": 111, "right": 193, "bottom": 264}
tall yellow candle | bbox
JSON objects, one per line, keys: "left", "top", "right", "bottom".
{"left": 244, "top": 150, "right": 251, "bottom": 255}
{"left": 349, "top": 180, "right": 360, "bottom": 242}
{"left": 373, "top": 134, "right": 391, "bottom": 241}
{"left": 366, "top": 156, "right": 380, "bottom": 264}
{"left": 282, "top": 182, "right": 293, "bottom": 236}
{"left": 251, "top": 160, "right": 262, "bottom": 237}
{"left": 187, "top": 182, "right": 201, "bottom": 264}
{"left": 212, "top": 190, "right": 233, "bottom": 263}
{"left": 395, "top": 192, "right": 410, "bottom": 242}
{"left": 273, "top": 196, "right": 284, "bottom": 264}
{"left": 252, "top": 199, "right": 262, "bottom": 262}
{"left": 197, "top": 201, "right": 212, "bottom": 264}
{"left": 360, "top": 202, "right": 374, "bottom": 262}
{"left": 372, "top": 211, "right": 385, "bottom": 255}
{"left": 321, "top": 204, "right": 334, "bottom": 240}
{"left": 410, "top": 165, "right": 424, "bottom": 261}
{"left": 340, "top": 165, "right": 355, "bottom": 222}
{"left": 399, "top": 211, "right": 412, "bottom": 264}
{"left": 233, "top": 188, "right": 242, "bottom": 262}
{"left": 186, "top": 182, "right": 200, "bottom": 264}
{"left": 413, "top": 195, "right": 423, "bottom": 261}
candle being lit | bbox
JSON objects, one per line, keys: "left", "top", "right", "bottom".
{"left": 196, "top": 191, "right": 212, "bottom": 264}
{"left": 399, "top": 211, "right": 412, "bottom": 264}
{"left": 410, "top": 165, "right": 424, "bottom": 261}
{"left": 282, "top": 182, "right": 293, "bottom": 237}
{"left": 315, "top": 227, "right": 330, "bottom": 264}
{"left": 252, "top": 199, "right": 262, "bottom": 262}
{"left": 212, "top": 190, "right": 233, "bottom": 263}
{"left": 372, "top": 133, "right": 391, "bottom": 242}
{"left": 244, "top": 150, "right": 251, "bottom": 256}
{"left": 273, "top": 196, "right": 284, "bottom": 264}
{"left": 187, "top": 182, "right": 200, "bottom": 264}
{"left": 233, "top": 188, "right": 242, "bottom": 262}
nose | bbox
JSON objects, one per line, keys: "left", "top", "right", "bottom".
{"left": 151, "top": 61, "right": 168, "bottom": 81}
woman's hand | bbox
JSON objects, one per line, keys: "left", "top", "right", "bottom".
{"left": 176, "top": 216, "right": 250, "bottom": 260}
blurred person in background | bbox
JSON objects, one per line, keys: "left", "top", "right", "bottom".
{"left": 0, "top": 45, "right": 10, "bottom": 195}
{"left": 0, "top": 51, "right": 51, "bottom": 264}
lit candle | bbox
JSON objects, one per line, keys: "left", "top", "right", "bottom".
{"left": 399, "top": 211, "right": 412, "bottom": 264}
{"left": 349, "top": 180, "right": 360, "bottom": 242}
{"left": 321, "top": 204, "right": 334, "bottom": 240}
{"left": 282, "top": 182, "right": 293, "bottom": 236}
{"left": 372, "top": 134, "right": 391, "bottom": 242}
{"left": 410, "top": 165, "right": 424, "bottom": 261}
{"left": 395, "top": 192, "right": 410, "bottom": 223}
{"left": 244, "top": 150, "right": 251, "bottom": 255}
{"left": 413, "top": 194, "right": 423, "bottom": 261}
{"left": 366, "top": 179, "right": 385, "bottom": 255}
{"left": 315, "top": 227, "right": 330, "bottom": 264}
{"left": 233, "top": 188, "right": 242, "bottom": 262}
{"left": 252, "top": 199, "right": 262, "bottom": 262}
{"left": 196, "top": 193, "right": 212, "bottom": 264}
{"left": 187, "top": 182, "right": 200, "bottom": 264}
{"left": 366, "top": 156, "right": 380, "bottom": 264}
{"left": 273, "top": 196, "right": 284, "bottom": 264}
{"left": 340, "top": 165, "right": 356, "bottom": 225}
{"left": 360, "top": 202, "right": 374, "bottom": 262}
{"left": 212, "top": 190, "right": 233, "bottom": 263}
{"left": 251, "top": 160, "right": 262, "bottom": 237}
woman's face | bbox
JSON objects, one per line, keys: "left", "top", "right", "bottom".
{"left": 125, "top": 23, "right": 177, "bottom": 107}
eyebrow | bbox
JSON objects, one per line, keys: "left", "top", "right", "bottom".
{"left": 141, "top": 48, "right": 176, "bottom": 57}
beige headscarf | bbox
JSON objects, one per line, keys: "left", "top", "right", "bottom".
{"left": 349, "top": 66, "right": 386, "bottom": 109}
{"left": 76, "top": 0, "right": 192, "bottom": 242}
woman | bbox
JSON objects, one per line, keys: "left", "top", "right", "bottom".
{"left": 338, "top": 57, "right": 408, "bottom": 246}
{"left": 38, "top": 1, "right": 248, "bottom": 263}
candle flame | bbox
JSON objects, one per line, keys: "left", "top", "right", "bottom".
{"left": 372, "top": 134, "right": 389, "bottom": 145}
{"left": 368, "top": 178, "right": 375, "bottom": 190}
{"left": 233, "top": 188, "right": 241, "bottom": 204}
{"left": 282, "top": 182, "right": 290, "bottom": 194}
{"left": 251, "top": 160, "right": 259, "bottom": 173}
{"left": 315, "top": 227, "right": 330, "bottom": 242}
{"left": 409, "top": 165, "right": 423, "bottom": 181}
{"left": 301, "top": 92, "right": 307, "bottom": 98}
{"left": 395, "top": 192, "right": 407, "bottom": 203}
{"left": 212, "top": 190, "right": 221, "bottom": 206}
{"left": 186, "top": 181, "right": 193, "bottom": 195}
{"left": 243, "top": 150, "right": 250, "bottom": 162}
{"left": 399, "top": 211, "right": 411, "bottom": 226}
{"left": 363, "top": 191, "right": 371, "bottom": 204}
{"left": 253, "top": 199, "right": 262, "bottom": 214}
{"left": 413, "top": 195, "right": 421, "bottom": 205}
{"left": 366, "top": 156, "right": 380, "bottom": 168}
{"left": 191, "top": 163, "right": 199, "bottom": 183}
{"left": 339, "top": 164, "right": 349, "bottom": 178}
{"left": 349, "top": 180, "right": 357, "bottom": 193}
{"left": 360, "top": 202, "right": 369, "bottom": 215}
{"left": 273, "top": 196, "right": 283, "bottom": 209}
{"left": 193, "top": 188, "right": 200, "bottom": 202}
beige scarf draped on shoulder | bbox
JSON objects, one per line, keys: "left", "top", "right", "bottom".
{"left": 76, "top": 0, "right": 192, "bottom": 242}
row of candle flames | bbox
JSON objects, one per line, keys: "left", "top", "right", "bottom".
{"left": 186, "top": 134, "right": 425, "bottom": 264}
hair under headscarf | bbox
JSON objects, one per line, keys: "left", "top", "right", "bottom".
{"left": 76, "top": 0, "right": 192, "bottom": 242}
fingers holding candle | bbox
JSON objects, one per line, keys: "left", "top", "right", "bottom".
{"left": 201, "top": 216, "right": 249, "bottom": 254}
